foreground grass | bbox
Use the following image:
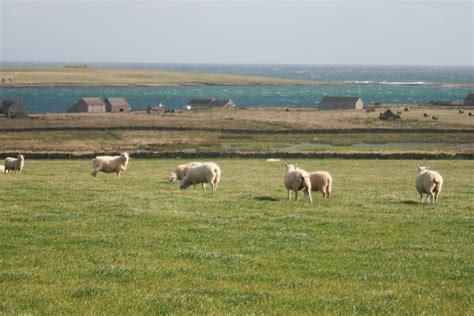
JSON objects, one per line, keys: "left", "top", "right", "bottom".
{"left": 0, "top": 159, "right": 472, "bottom": 314}
{"left": 0, "top": 67, "right": 317, "bottom": 86}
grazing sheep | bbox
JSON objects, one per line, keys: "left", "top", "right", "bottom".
{"left": 432, "top": 115, "right": 439, "bottom": 120}
{"left": 404, "top": 107, "right": 409, "bottom": 112}
{"left": 459, "top": 110, "right": 464, "bottom": 114}
{"left": 4, "top": 155, "right": 24, "bottom": 174}
{"left": 169, "top": 162, "right": 202, "bottom": 183}
{"left": 307, "top": 171, "right": 333, "bottom": 198}
{"left": 91, "top": 152, "right": 129, "bottom": 178}
{"left": 469, "top": 112, "right": 473, "bottom": 117}
{"left": 180, "top": 162, "right": 221, "bottom": 192}
{"left": 416, "top": 166, "right": 443, "bottom": 204}
{"left": 423, "top": 113, "right": 429, "bottom": 117}
{"left": 0, "top": 165, "right": 5, "bottom": 173}
{"left": 284, "top": 164, "right": 312, "bottom": 202}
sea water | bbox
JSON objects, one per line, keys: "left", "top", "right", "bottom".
{"left": 1, "top": 63, "right": 472, "bottom": 112}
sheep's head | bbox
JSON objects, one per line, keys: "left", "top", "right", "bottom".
{"left": 179, "top": 181, "right": 190, "bottom": 190}
{"left": 285, "top": 163, "right": 296, "bottom": 172}
{"left": 17, "top": 155, "right": 24, "bottom": 161}
{"left": 168, "top": 172, "right": 177, "bottom": 183}
{"left": 417, "top": 166, "right": 429, "bottom": 173}
{"left": 120, "top": 152, "right": 129, "bottom": 161}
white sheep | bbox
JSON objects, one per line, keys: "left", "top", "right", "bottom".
{"left": 308, "top": 171, "right": 333, "bottom": 198}
{"left": 91, "top": 152, "right": 129, "bottom": 178}
{"left": 169, "top": 162, "right": 202, "bottom": 183}
{"left": 416, "top": 166, "right": 443, "bottom": 204}
{"left": 0, "top": 165, "right": 5, "bottom": 173}
{"left": 4, "top": 155, "right": 25, "bottom": 174}
{"left": 284, "top": 164, "right": 312, "bottom": 202}
{"left": 179, "top": 162, "right": 221, "bottom": 192}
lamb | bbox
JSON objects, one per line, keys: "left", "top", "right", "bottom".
{"left": 284, "top": 164, "right": 312, "bottom": 202}
{"left": 91, "top": 152, "right": 129, "bottom": 178}
{"left": 307, "top": 171, "right": 333, "bottom": 198}
{"left": 4, "top": 155, "right": 25, "bottom": 174}
{"left": 168, "top": 162, "right": 202, "bottom": 183}
{"left": 415, "top": 166, "right": 443, "bottom": 204}
{"left": 180, "top": 162, "right": 221, "bottom": 192}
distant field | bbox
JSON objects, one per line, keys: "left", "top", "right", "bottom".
{"left": 0, "top": 107, "right": 472, "bottom": 154}
{"left": 0, "top": 67, "right": 317, "bottom": 86}
{"left": 0, "top": 159, "right": 472, "bottom": 314}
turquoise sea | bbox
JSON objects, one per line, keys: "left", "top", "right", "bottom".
{"left": 1, "top": 63, "right": 472, "bottom": 112}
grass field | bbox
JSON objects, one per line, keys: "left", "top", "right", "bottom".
{"left": 1, "top": 159, "right": 472, "bottom": 314}
{"left": 1, "top": 107, "right": 473, "bottom": 154}
{"left": 0, "top": 67, "right": 317, "bottom": 86}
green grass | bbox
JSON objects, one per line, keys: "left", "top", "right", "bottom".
{"left": 1, "top": 130, "right": 473, "bottom": 153}
{"left": 1, "top": 159, "right": 473, "bottom": 314}
{"left": 0, "top": 67, "right": 317, "bottom": 86}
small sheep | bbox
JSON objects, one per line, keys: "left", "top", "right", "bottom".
{"left": 416, "top": 166, "right": 443, "bottom": 204}
{"left": 169, "top": 162, "right": 202, "bottom": 183}
{"left": 91, "top": 152, "right": 129, "bottom": 178}
{"left": 423, "top": 113, "right": 429, "bottom": 117}
{"left": 432, "top": 115, "right": 438, "bottom": 120}
{"left": 459, "top": 110, "right": 464, "bottom": 114}
{"left": 180, "top": 162, "right": 221, "bottom": 192}
{"left": 4, "top": 155, "right": 25, "bottom": 174}
{"left": 284, "top": 164, "right": 312, "bottom": 202}
{"left": 307, "top": 171, "right": 333, "bottom": 198}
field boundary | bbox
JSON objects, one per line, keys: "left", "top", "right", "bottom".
{"left": 1, "top": 126, "right": 473, "bottom": 134}
{"left": 1, "top": 151, "right": 472, "bottom": 160}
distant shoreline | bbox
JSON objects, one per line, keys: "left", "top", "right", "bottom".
{"left": 2, "top": 82, "right": 473, "bottom": 89}
{"left": 1, "top": 67, "right": 473, "bottom": 88}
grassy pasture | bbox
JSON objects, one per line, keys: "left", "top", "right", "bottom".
{"left": 0, "top": 67, "right": 317, "bottom": 86}
{"left": 1, "top": 159, "right": 472, "bottom": 314}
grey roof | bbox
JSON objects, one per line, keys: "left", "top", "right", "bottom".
{"left": 81, "top": 97, "right": 106, "bottom": 106}
{"left": 320, "top": 96, "right": 361, "bottom": 105}
{"left": 187, "top": 98, "right": 235, "bottom": 108}
{"left": 187, "top": 98, "right": 215, "bottom": 106}
{"left": 104, "top": 97, "right": 129, "bottom": 107}
{"left": 465, "top": 94, "right": 474, "bottom": 100}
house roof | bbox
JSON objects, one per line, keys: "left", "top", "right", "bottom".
{"left": 187, "top": 98, "right": 234, "bottom": 108}
{"left": 320, "top": 96, "right": 361, "bottom": 105}
{"left": 1, "top": 98, "right": 24, "bottom": 113}
{"left": 187, "top": 98, "right": 215, "bottom": 106}
{"left": 104, "top": 97, "right": 129, "bottom": 107}
{"left": 81, "top": 98, "right": 106, "bottom": 107}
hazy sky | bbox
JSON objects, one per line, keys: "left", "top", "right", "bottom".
{"left": 1, "top": 0, "right": 472, "bottom": 66}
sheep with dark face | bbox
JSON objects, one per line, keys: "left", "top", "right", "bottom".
{"left": 91, "top": 152, "right": 129, "bottom": 178}
{"left": 284, "top": 164, "right": 312, "bottom": 202}
{"left": 4, "top": 155, "right": 24, "bottom": 174}
{"left": 416, "top": 166, "right": 443, "bottom": 204}
{"left": 180, "top": 162, "right": 221, "bottom": 192}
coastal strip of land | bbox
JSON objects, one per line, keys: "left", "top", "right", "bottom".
{"left": 1, "top": 67, "right": 473, "bottom": 88}
{"left": 0, "top": 67, "right": 319, "bottom": 86}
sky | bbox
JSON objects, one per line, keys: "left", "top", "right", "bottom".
{"left": 0, "top": 0, "right": 472, "bottom": 66}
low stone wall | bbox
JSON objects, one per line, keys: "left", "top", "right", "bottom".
{"left": 0, "top": 151, "right": 472, "bottom": 160}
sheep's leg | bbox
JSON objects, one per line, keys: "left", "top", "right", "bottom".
{"left": 419, "top": 193, "right": 424, "bottom": 204}
{"left": 295, "top": 191, "right": 299, "bottom": 202}
{"left": 429, "top": 192, "right": 434, "bottom": 204}
{"left": 287, "top": 190, "right": 291, "bottom": 200}
{"left": 91, "top": 170, "right": 97, "bottom": 177}
{"left": 434, "top": 191, "right": 439, "bottom": 203}
{"left": 202, "top": 183, "right": 206, "bottom": 191}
